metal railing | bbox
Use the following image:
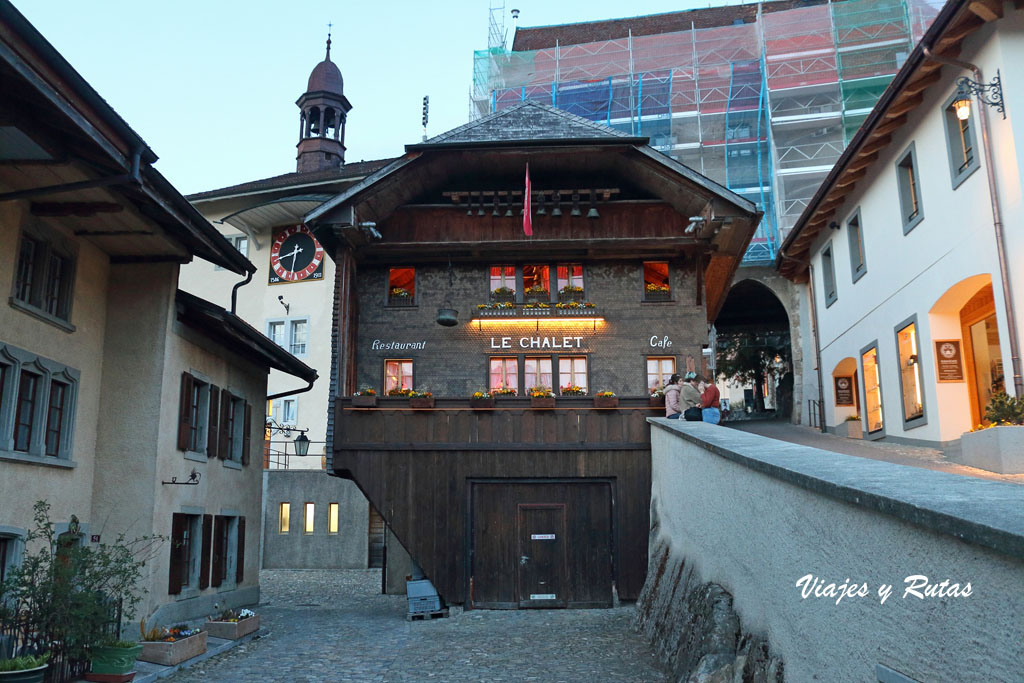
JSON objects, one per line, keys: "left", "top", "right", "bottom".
{"left": 264, "top": 439, "right": 327, "bottom": 470}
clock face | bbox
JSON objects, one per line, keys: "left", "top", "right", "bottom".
{"left": 269, "top": 225, "right": 325, "bottom": 285}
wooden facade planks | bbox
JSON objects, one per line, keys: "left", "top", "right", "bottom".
{"left": 334, "top": 399, "right": 654, "bottom": 605}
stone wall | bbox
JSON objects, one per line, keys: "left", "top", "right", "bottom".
{"left": 637, "top": 419, "right": 1024, "bottom": 682}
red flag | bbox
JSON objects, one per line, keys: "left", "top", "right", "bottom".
{"left": 523, "top": 163, "right": 533, "bottom": 236}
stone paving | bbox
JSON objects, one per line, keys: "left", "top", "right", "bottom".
{"left": 728, "top": 419, "right": 1024, "bottom": 485}
{"left": 166, "top": 570, "right": 666, "bottom": 682}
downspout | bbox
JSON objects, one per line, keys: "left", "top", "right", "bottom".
{"left": 923, "top": 47, "right": 1024, "bottom": 397}
{"left": 230, "top": 270, "right": 252, "bottom": 314}
{"left": 780, "top": 249, "right": 827, "bottom": 432}
{"left": 268, "top": 379, "right": 316, "bottom": 401}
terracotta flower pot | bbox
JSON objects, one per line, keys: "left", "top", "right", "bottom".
{"left": 469, "top": 397, "right": 496, "bottom": 409}
{"left": 409, "top": 397, "right": 435, "bottom": 409}
{"left": 352, "top": 395, "right": 377, "bottom": 408}
{"left": 204, "top": 615, "right": 259, "bottom": 640}
{"left": 530, "top": 396, "right": 556, "bottom": 409}
{"left": 594, "top": 396, "right": 619, "bottom": 409}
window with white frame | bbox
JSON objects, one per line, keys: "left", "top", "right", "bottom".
{"left": 12, "top": 225, "right": 76, "bottom": 325}
{"left": 215, "top": 235, "right": 249, "bottom": 270}
{"left": 524, "top": 357, "right": 553, "bottom": 392}
{"left": 268, "top": 321, "right": 286, "bottom": 347}
{"left": 558, "top": 356, "right": 588, "bottom": 393}
{"left": 647, "top": 357, "right": 676, "bottom": 393}
{"left": 289, "top": 320, "right": 307, "bottom": 356}
{"left": 489, "top": 357, "right": 518, "bottom": 394}
{"left": 385, "top": 359, "right": 413, "bottom": 393}
{"left": 266, "top": 318, "right": 309, "bottom": 357}
{"left": 0, "top": 342, "right": 79, "bottom": 463}
{"left": 280, "top": 398, "right": 297, "bottom": 425}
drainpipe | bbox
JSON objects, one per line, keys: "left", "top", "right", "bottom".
{"left": 230, "top": 270, "right": 252, "bottom": 314}
{"left": 267, "top": 379, "right": 316, "bottom": 402}
{"left": 780, "top": 249, "right": 827, "bottom": 432}
{"left": 923, "top": 47, "right": 1024, "bottom": 397}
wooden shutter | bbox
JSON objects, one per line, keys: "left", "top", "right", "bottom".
{"left": 177, "top": 373, "right": 193, "bottom": 451}
{"left": 207, "top": 386, "right": 220, "bottom": 459}
{"left": 236, "top": 517, "right": 246, "bottom": 584}
{"left": 211, "top": 515, "right": 225, "bottom": 587}
{"left": 242, "top": 402, "right": 252, "bottom": 466}
{"left": 218, "top": 391, "right": 231, "bottom": 459}
{"left": 168, "top": 513, "right": 187, "bottom": 595}
{"left": 199, "top": 514, "right": 213, "bottom": 589}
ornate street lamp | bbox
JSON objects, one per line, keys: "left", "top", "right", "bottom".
{"left": 952, "top": 70, "right": 1005, "bottom": 121}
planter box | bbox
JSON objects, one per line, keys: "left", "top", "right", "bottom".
{"left": 0, "top": 665, "right": 47, "bottom": 683}
{"left": 649, "top": 396, "right": 665, "bottom": 407}
{"left": 477, "top": 308, "right": 517, "bottom": 317}
{"left": 960, "top": 426, "right": 1024, "bottom": 474}
{"left": 593, "top": 396, "right": 619, "bottom": 409}
{"left": 490, "top": 292, "right": 515, "bottom": 303}
{"left": 558, "top": 291, "right": 584, "bottom": 302}
{"left": 409, "top": 397, "right": 435, "bottom": 409}
{"left": 351, "top": 395, "right": 377, "bottom": 408}
{"left": 530, "top": 396, "right": 556, "bottom": 409}
{"left": 556, "top": 307, "right": 596, "bottom": 317}
{"left": 204, "top": 615, "right": 260, "bottom": 640}
{"left": 839, "top": 421, "right": 863, "bottom": 439}
{"left": 388, "top": 296, "right": 414, "bottom": 307}
{"left": 644, "top": 290, "right": 671, "bottom": 302}
{"left": 89, "top": 644, "right": 143, "bottom": 676}
{"left": 138, "top": 632, "right": 207, "bottom": 667}
{"left": 469, "top": 397, "right": 496, "bottom": 409}
{"left": 522, "top": 308, "right": 551, "bottom": 316}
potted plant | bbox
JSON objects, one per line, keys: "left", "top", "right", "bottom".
{"left": 0, "top": 654, "right": 49, "bottom": 683}
{"left": 204, "top": 608, "right": 259, "bottom": 640}
{"left": 408, "top": 390, "right": 435, "bottom": 409}
{"left": 490, "top": 286, "right": 515, "bottom": 303}
{"left": 388, "top": 287, "right": 413, "bottom": 306}
{"left": 645, "top": 282, "right": 671, "bottom": 301}
{"left": 138, "top": 621, "right": 206, "bottom": 667}
{"left": 469, "top": 391, "right": 495, "bottom": 409}
{"left": 960, "top": 392, "right": 1024, "bottom": 474}
{"left": 840, "top": 415, "right": 862, "bottom": 439}
{"left": 649, "top": 384, "right": 666, "bottom": 407}
{"left": 493, "top": 387, "right": 517, "bottom": 399}
{"left": 529, "top": 386, "right": 555, "bottom": 409}
{"left": 524, "top": 284, "right": 549, "bottom": 302}
{"left": 558, "top": 284, "right": 584, "bottom": 302}
{"left": 84, "top": 639, "right": 142, "bottom": 682}
{"left": 594, "top": 391, "right": 618, "bottom": 409}
{"left": 352, "top": 387, "right": 378, "bottom": 408}
{"left": 476, "top": 301, "right": 516, "bottom": 317}
{"left": 560, "top": 384, "right": 586, "bottom": 397}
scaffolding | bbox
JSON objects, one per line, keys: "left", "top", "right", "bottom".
{"left": 471, "top": 0, "right": 944, "bottom": 263}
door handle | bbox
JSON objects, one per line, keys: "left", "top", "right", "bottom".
{"left": 520, "top": 555, "right": 529, "bottom": 565}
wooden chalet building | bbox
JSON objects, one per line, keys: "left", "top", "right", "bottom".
{"left": 305, "top": 101, "right": 761, "bottom": 609}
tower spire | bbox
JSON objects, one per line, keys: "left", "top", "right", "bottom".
{"left": 326, "top": 22, "right": 332, "bottom": 60}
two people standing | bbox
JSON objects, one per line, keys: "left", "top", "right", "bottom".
{"left": 664, "top": 372, "right": 721, "bottom": 424}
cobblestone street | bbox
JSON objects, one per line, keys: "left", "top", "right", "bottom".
{"left": 166, "top": 570, "right": 665, "bottom": 682}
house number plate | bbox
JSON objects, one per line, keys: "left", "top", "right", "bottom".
{"left": 531, "top": 534, "right": 556, "bottom": 540}
{"left": 530, "top": 594, "right": 557, "bottom": 600}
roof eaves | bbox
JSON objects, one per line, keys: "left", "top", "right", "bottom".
{"left": 304, "top": 155, "right": 419, "bottom": 225}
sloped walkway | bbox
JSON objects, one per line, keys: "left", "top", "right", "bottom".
{"left": 728, "top": 419, "right": 1024, "bottom": 485}
{"left": 164, "top": 570, "right": 665, "bottom": 682}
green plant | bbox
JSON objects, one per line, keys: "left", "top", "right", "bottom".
{"left": 559, "top": 284, "right": 584, "bottom": 293}
{"left": 354, "top": 386, "right": 377, "bottom": 396}
{"left": 844, "top": 414, "right": 861, "bottom": 422}
{"left": 595, "top": 391, "right": 615, "bottom": 397}
{"left": 528, "top": 386, "right": 553, "bottom": 398}
{"left": 0, "top": 653, "right": 49, "bottom": 672}
{"left": 0, "top": 501, "right": 162, "bottom": 665}
{"left": 983, "top": 391, "right": 1024, "bottom": 426}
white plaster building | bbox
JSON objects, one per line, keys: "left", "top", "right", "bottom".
{"left": 778, "top": 0, "right": 1024, "bottom": 453}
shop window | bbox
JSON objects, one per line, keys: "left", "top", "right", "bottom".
{"left": 385, "top": 359, "right": 414, "bottom": 393}
{"left": 388, "top": 267, "right": 415, "bottom": 305}
{"left": 647, "top": 357, "right": 676, "bottom": 393}
{"left": 896, "top": 143, "right": 924, "bottom": 233}
{"left": 279, "top": 503, "right": 290, "bottom": 534}
{"left": 523, "top": 264, "right": 550, "bottom": 301}
{"left": 895, "top": 319, "right": 925, "bottom": 425}
{"left": 524, "top": 357, "right": 553, "bottom": 392}
{"left": 329, "top": 503, "right": 339, "bottom": 535}
{"left": 304, "top": 502, "right": 315, "bottom": 535}
{"left": 12, "top": 226, "right": 76, "bottom": 325}
{"left": 557, "top": 263, "right": 584, "bottom": 300}
{"left": 847, "top": 211, "right": 866, "bottom": 283}
{"left": 943, "top": 92, "right": 979, "bottom": 188}
{"left": 860, "top": 344, "right": 884, "bottom": 436}
{"left": 643, "top": 262, "right": 670, "bottom": 300}
{"left": 821, "top": 244, "right": 837, "bottom": 307}
{"left": 489, "top": 265, "right": 516, "bottom": 300}
{"left": 0, "top": 343, "right": 79, "bottom": 463}
{"left": 558, "top": 356, "right": 588, "bottom": 394}
{"left": 489, "top": 357, "right": 519, "bottom": 394}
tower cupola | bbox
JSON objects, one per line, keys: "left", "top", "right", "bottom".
{"left": 296, "top": 33, "right": 352, "bottom": 173}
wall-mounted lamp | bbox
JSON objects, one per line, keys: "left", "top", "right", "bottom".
{"left": 828, "top": 221, "right": 840, "bottom": 231}
{"left": 684, "top": 216, "right": 706, "bottom": 235}
{"left": 266, "top": 419, "right": 311, "bottom": 456}
{"left": 952, "top": 70, "right": 1005, "bottom": 121}
{"left": 278, "top": 295, "right": 290, "bottom": 315}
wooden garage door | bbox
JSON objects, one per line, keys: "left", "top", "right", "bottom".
{"left": 470, "top": 480, "right": 613, "bottom": 610}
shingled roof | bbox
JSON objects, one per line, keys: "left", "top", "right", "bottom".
{"left": 511, "top": 0, "right": 825, "bottom": 51}
{"left": 187, "top": 158, "right": 396, "bottom": 202}
{"left": 410, "top": 101, "right": 643, "bottom": 149}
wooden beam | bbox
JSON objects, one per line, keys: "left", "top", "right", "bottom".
{"left": 887, "top": 94, "right": 923, "bottom": 119}
{"left": 860, "top": 135, "right": 892, "bottom": 158}
{"left": 836, "top": 169, "right": 866, "bottom": 188}
{"left": 903, "top": 71, "right": 942, "bottom": 97}
{"left": 968, "top": 0, "right": 1002, "bottom": 22}
{"left": 848, "top": 152, "right": 878, "bottom": 173}
{"left": 874, "top": 115, "right": 907, "bottom": 137}
{"left": 32, "top": 202, "right": 124, "bottom": 217}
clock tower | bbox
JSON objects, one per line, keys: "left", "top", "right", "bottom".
{"left": 296, "top": 33, "right": 352, "bottom": 173}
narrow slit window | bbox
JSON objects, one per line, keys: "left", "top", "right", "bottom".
{"left": 847, "top": 212, "right": 866, "bottom": 281}
{"left": 896, "top": 144, "right": 924, "bottom": 232}
{"left": 896, "top": 322, "right": 924, "bottom": 423}
{"left": 821, "top": 245, "right": 837, "bottom": 307}
{"left": 304, "top": 502, "right": 315, "bottom": 534}
{"left": 329, "top": 503, "right": 339, "bottom": 534}
{"left": 279, "top": 503, "right": 290, "bottom": 534}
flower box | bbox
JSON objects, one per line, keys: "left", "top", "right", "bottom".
{"left": 204, "top": 615, "right": 260, "bottom": 640}
{"left": 490, "top": 292, "right": 515, "bottom": 303}
{"left": 558, "top": 290, "right": 584, "bottom": 302}
{"left": 649, "top": 396, "right": 665, "bottom": 408}
{"left": 522, "top": 308, "right": 551, "bottom": 317}
{"left": 839, "top": 420, "right": 862, "bottom": 439}
{"left": 557, "top": 307, "right": 596, "bottom": 317}
{"left": 478, "top": 308, "right": 517, "bottom": 318}
{"left": 409, "top": 397, "right": 435, "bottom": 409}
{"left": 530, "top": 396, "right": 556, "bottom": 409}
{"left": 388, "top": 296, "right": 414, "bottom": 307}
{"left": 352, "top": 395, "right": 377, "bottom": 408}
{"left": 960, "top": 426, "right": 1024, "bottom": 474}
{"left": 469, "top": 397, "right": 495, "bottom": 409}
{"left": 644, "top": 290, "right": 671, "bottom": 302}
{"left": 525, "top": 291, "right": 550, "bottom": 303}
{"left": 138, "top": 631, "right": 206, "bottom": 667}
{"left": 594, "top": 396, "right": 619, "bottom": 409}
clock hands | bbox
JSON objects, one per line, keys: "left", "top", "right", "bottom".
{"left": 281, "top": 244, "right": 303, "bottom": 274}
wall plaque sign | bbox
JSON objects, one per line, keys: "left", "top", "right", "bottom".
{"left": 935, "top": 340, "right": 964, "bottom": 382}
{"left": 530, "top": 534, "right": 556, "bottom": 540}
{"left": 834, "top": 376, "right": 855, "bottom": 406}
{"left": 530, "top": 594, "right": 557, "bottom": 600}
{"left": 490, "top": 336, "right": 584, "bottom": 350}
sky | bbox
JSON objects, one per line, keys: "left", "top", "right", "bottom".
{"left": 16, "top": 0, "right": 751, "bottom": 195}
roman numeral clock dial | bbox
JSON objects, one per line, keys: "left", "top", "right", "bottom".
{"left": 269, "top": 225, "right": 325, "bottom": 284}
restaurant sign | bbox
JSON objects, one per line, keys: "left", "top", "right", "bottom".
{"left": 490, "top": 336, "right": 585, "bottom": 350}
{"left": 934, "top": 340, "right": 964, "bottom": 382}
{"left": 834, "top": 376, "right": 855, "bottom": 406}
